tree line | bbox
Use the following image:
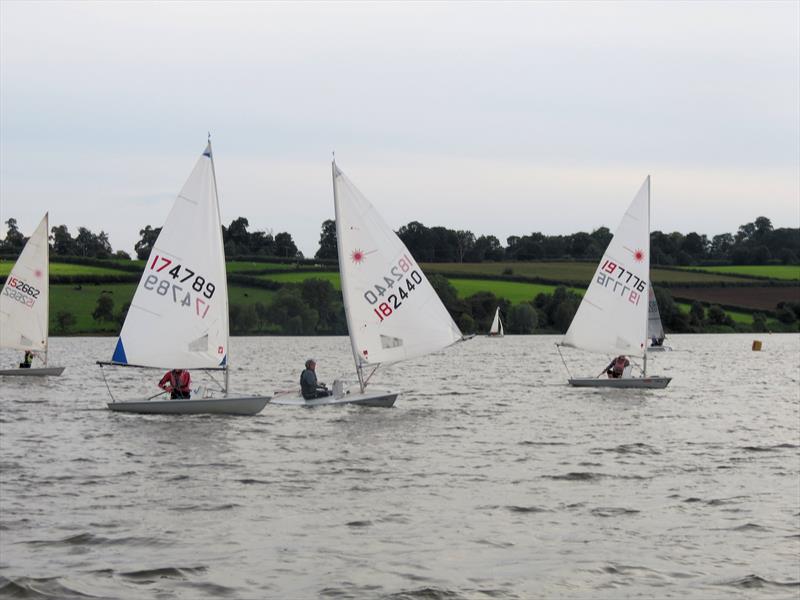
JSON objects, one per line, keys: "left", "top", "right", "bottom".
{"left": 318, "top": 216, "right": 799, "bottom": 265}
{"left": 2, "top": 215, "right": 798, "bottom": 266}
{"left": 56, "top": 275, "right": 797, "bottom": 337}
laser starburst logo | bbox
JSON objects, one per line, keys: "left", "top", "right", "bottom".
{"left": 351, "top": 249, "right": 365, "bottom": 264}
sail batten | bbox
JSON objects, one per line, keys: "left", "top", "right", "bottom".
{"left": 562, "top": 177, "right": 651, "bottom": 358}
{"left": 333, "top": 162, "right": 463, "bottom": 368}
{"left": 110, "top": 144, "right": 229, "bottom": 370}
{"left": 0, "top": 213, "right": 50, "bottom": 352}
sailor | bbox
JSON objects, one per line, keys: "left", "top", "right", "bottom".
{"left": 605, "top": 355, "right": 630, "bottom": 379}
{"left": 19, "top": 351, "right": 33, "bottom": 369}
{"left": 651, "top": 336, "right": 664, "bottom": 347}
{"left": 158, "top": 368, "right": 192, "bottom": 399}
{"left": 300, "top": 359, "right": 332, "bottom": 400}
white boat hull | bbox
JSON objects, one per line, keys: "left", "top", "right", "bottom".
{"left": 271, "top": 388, "right": 399, "bottom": 408}
{"left": 647, "top": 345, "right": 672, "bottom": 352}
{"left": 107, "top": 395, "right": 270, "bottom": 415}
{"left": 0, "top": 366, "right": 65, "bottom": 377}
{"left": 569, "top": 376, "right": 671, "bottom": 389}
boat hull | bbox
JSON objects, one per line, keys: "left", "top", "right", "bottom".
{"left": 569, "top": 376, "right": 671, "bottom": 389}
{"left": 647, "top": 346, "right": 672, "bottom": 352}
{"left": 0, "top": 366, "right": 65, "bottom": 377}
{"left": 272, "top": 389, "right": 398, "bottom": 408}
{"left": 107, "top": 395, "right": 270, "bottom": 415}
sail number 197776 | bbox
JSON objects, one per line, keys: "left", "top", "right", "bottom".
{"left": 596, "top": 259, "right": 646, "bottom": 306}
{"left": 362, "top": 255, "right": 423, "bottom": 323}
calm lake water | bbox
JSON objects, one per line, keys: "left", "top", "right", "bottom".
{"left": 1, "top": 334, "right": 799, "bottom": 599}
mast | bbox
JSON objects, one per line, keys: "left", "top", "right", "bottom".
{"left": 44, "top": 212, "right": 49, "bottom": 367}
{"left": 643, "top": 175, "right": 651, "bottom": 377}
{"left": 332, "top": 159, "right": 365, "bottom": 393}
{"left": 208, "top": 136, "right": 229, "bottom": 395}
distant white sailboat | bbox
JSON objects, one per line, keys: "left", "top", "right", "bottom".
{"left": 98, "top": 141, "right": 269, "bottom": 415}
{"left": 272, "top": 161, "right": 466, "bottom": 407}
{"left": 488, "top": 307, "right": 504, "bottom": 337}
{"left": 557, "top": 177, "right": 671, "bottom": 389}
{"left": 0, "top": 213, "right": 65, "bottom": 377}
{"left": 647, "top": 289, "right": 672, "bottom": 352}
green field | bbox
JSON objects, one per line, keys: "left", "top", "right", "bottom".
{"left": 255, "top": 271, "right": 584, "bottom": 304}
{"left": 674, "top": 302, "right": 785, "bottom": 329}
{"left": 0, "top": 262, "right": 130, "bottom": 277}
{"left": 4, "top": 257, "right": 790, "bottom": 334}
{"left": 48, "top": 283, "right": 279, "bottom": 334}
{"left": 679, "top": 265, "right": 800, "bottom": 281}
{"left": 447, "top": 279, "right": 582, "bottom": 304}
{"left": 420, "top": 261, "right": 745, "bottom": 284}
{"left": 1, "top": 259, "right": 324, "bottom": 278}
{"left": 51, "top": 283, "right": 137, "bottom": 333}
{"left": 258, "top": 271, "right": 342, "bottom": 288}
{"left": 226, "top": 261, "right": 301, "bottom": 273}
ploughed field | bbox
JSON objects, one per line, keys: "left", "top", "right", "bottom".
{"left": 671, "top": 286, "right": 800, "bottom": 311}
{"left": 678, "top": 264, "right": 800, "bottom": 281}
{"left": 1, "top": 258, "right": 796, "bottom": 334}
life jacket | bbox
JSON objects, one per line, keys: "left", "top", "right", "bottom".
{"left": 612, "top": 356, "right": 629, "bottom": 376}
{"left": 300, "top": 369, "right": 316, "bottom": 399}
{"left": 165, "top": 370, "right": 191, "bottom": 393}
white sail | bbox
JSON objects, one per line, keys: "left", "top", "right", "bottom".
{"left": 110, "top": 143, "right": 229, "bottom": 369}
{"left": 562, "top": 177, "right": 651, "bottom": 358}
{"left": 333, "top": 162, "right": 463, "bottom": 368}
{"left": 489, "top": 307, "right": 504, "bottom": 336}
{"left": 0, "top": 213, "right": 49, "bottom": 351}
{"left": 647, "top": 289, "right": 665, "bottom": 341}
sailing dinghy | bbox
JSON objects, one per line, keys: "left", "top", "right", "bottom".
{"left": 98, "top": 141, "right": 269, "bottom": 415}
{"left": 488, "top": 307, "right": 504, "bottom": 337}
{"left": 647, "top": 290, "right": 672, "bottom": 352}
{"left": 272, "top": 161, "right": 466, "bottom": 407}
{"left": 557, "top": 177, "right": 671, "bottom": 389}
{"left": 0, "top": 213, "right": 65, "bottom": 377}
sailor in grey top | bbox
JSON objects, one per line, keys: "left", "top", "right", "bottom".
{"left": 300, "top": 359, "right": 332, "bottom": 400}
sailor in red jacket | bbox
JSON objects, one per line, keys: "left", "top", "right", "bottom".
{"left": 605, "top": 355, "right": 630, "bottom": 379}
{"left": 158, "top": 368, "right": 192, "bottom": 399}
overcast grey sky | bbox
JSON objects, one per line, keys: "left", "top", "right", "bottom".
{"left": 1, "top": 1, "right": 798, "bottom": 256}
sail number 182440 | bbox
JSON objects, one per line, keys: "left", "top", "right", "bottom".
{"left": 362, "top": 255, "right": 423, "bottom": 323}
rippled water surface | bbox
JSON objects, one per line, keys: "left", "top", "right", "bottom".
{"left": 1, "top": 334, "right": 799, "bottom": 599}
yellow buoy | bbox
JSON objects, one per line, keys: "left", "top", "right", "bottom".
{"left": 752, "top": 340, "right": 762, "bottom": 351}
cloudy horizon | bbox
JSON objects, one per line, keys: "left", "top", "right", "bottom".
{"left": 1, "top": 1, "right": 798, "bottom": 256}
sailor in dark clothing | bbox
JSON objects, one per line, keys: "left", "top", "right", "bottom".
{"left": 300, "top": 359, "right": 332, "bottom": 400}
{"left": 19, "top": 351, "right": 33, "bottom": 369}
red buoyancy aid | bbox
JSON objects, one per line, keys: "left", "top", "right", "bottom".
{"left": 160, "top": 370, "right": 191, "bottom": 393}
{"left": 613, "top": 356, "right": 629, "bottom": 375}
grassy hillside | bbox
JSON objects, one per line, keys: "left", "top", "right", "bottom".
{"left": 678, "top": 265, "right": 800, "bottom": 281}
{"left": 0, "top": 262, "right": 129, "bottom": 277}
{"left": 49, "top": 283, "right": 277, "bottom": 334}
{"left": 420, "top": 261, "right": 747, "bottom": 284}
{"left": 1, "top": 259, "right": 795, "bottom": 334}
{"left": 446, "top": 279, "right": 582, "bottom": 304}
{"left": 257, "top": 271, "right": 341, "bottom": 288}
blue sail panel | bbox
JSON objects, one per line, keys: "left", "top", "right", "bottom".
{"left": 112, "top": 339, "right": 128, "bottom": 364}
